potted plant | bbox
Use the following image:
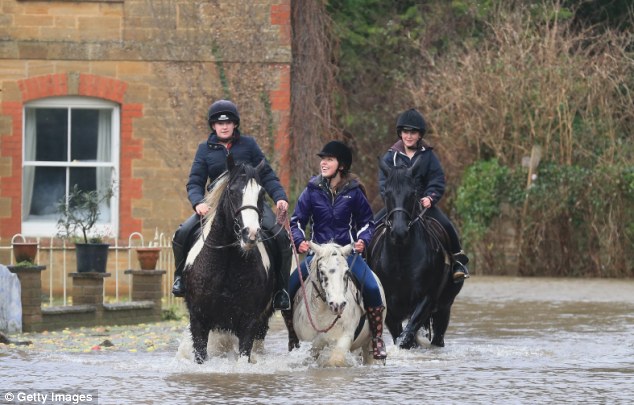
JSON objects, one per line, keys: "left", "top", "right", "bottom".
{"left": 135, "top": 230, "right": 162, "bottom": 270}
{"left": 57, "top": 184, "right": 114, "bottom": 273}
{"left": 11, "top": 234, "right": 38, "bottom": 265}
{"left": 136, "top": 246, "right": 162, "bottom": 270}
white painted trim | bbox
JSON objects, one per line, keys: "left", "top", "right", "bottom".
{"left": 21, "top": 97, "right": 121, "bottom": 237}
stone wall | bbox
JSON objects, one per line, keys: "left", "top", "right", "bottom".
{"left": 0, "top": 0, "right": 291, "bottom": 240}
{"left": 8, "top": 264, "right": 166, "bottom": 332}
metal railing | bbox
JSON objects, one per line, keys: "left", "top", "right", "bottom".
{"left": 1, "top": 232, "right": 183, "bottom": 308}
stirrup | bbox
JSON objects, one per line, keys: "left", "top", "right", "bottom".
{"left": 453, "top": 251, "right": 469, "bottom": 265}
{"left": 452, "top": 262, "right": 470, "bottom": 283}
{"left": 171, "top": 276, "right": 185, "bottom": 297}
{"left": 273, "top": 290, "right": 291, "bottom": 310}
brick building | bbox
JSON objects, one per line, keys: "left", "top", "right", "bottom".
{"left": 0, "top": 0, "right": 291, "bottom": 244}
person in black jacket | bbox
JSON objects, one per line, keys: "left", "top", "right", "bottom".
{"left": 378, "top": 108, "right": 469, "bottom": 282}
{"left": 171, "top": 99, "right": 292, "bottom": 310}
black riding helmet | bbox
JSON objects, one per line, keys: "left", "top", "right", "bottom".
{"left": 317, "top": 141, "right": 353, "bottom": 172}
{"left": 207, "top": 99, "right": 240, "bottom": 129}
{"left": 396, "top": 108, "right": 426, "bottom": 137}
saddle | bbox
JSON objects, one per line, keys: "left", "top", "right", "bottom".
{"left": 261, "top": 224, "right": 290, "bottom": 254}
{"left": 368, "top": 222, "right": 387, "bottom": 262}
{"left": 421, "top": 216, "right": 451, "bottom": 258}
{"left": 369, "top": 216, "right": 452, "bottom": 269}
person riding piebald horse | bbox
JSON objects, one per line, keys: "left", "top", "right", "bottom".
{"left": 283, "top": 140, "right": 387, "bottom": 360}
{"left": 378, "top": 108, "right": 470, "bottom": 282}
{"left": 171, "top": 99, "right": 292, "bottom": 310}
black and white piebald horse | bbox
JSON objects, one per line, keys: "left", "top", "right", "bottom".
{"left": 181, "top": 156, "right": 277, "bottom": 363}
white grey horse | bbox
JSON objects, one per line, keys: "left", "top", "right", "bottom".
{"left": 292, "top": 242, "right": 386, "bottom": 366}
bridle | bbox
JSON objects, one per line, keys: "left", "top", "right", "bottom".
{"left": 203, "top": 172, "right": 265, "bottom": 249}
{"left": 311, "top": 255, "right": 353, "bottom": 303}
{"left": 232, "top": 203, "right": 262, "bottom": 233}
{"left": 384, "top": 201, "right": 427, "bottom": 230}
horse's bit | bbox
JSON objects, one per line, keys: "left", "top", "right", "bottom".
{"left": 385, "top": 203, "right": 428, "bottom": 230}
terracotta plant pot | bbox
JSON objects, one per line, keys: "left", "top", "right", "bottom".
{"left": 136, "top": 247, "right": 161, "bottom": 270}
{"left": 12, "top": 242, "right": 38, "bottom": 264}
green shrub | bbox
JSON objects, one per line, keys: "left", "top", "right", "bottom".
{"left": 455, "top": 159, "right": 513, "bottom": 241}
{"left": 161, "top": 305, "right": 184, "bottom": 321}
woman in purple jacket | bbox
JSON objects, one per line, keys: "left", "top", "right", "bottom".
{"left": 282, "top": 141, "right": 387, "bottom": 360}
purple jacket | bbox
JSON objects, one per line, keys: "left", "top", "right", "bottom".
{"left": 290, "top": 175, "right": 375, "bottom": 249}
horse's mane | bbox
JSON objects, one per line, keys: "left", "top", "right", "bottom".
{"left": 199, "top": 172, "right": 230, "bottom": 238}
{"left": 199, "top": 163, "right": 261, "bottom": 238}
{"left": 309, "top": 242, "right": 345, "bottom": 273}
{"left": 384, "top": 165, "right": 411, "bottom": 195}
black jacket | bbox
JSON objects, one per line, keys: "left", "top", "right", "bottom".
{"left": 186, "top": 131, "right": 288, "bottom": 209}
{"left": 379, "top": 139, "right": 446, "bottom": 206}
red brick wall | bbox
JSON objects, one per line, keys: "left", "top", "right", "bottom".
{"left": 270, "top": 65, "right": 291, "bottom": 187}
{"left": 0, "top": 73, "right": 144, "bottom": 237}
{"left": 0, "top": 0, "right": 291, "bottom": 242}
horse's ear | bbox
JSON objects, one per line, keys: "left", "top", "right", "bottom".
{"left": 379, "top": 157, "right": 391, "bottom": 178}
{"left": 255, "top": 158, "right": 266, "bottom": 175}
{"left": 342, "top": 244, "right": 354, "bottom": 256}
{"left": 226, "top": 153, "right": 236, "bottom": 171}
{"left": 308, "top": 241, "right": 321, "bottom": 256}
{"left": 407, "top": 156, "right": 422, "bottom": 178}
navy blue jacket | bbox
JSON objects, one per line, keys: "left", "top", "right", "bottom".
{"left": 290, "top": 175, "right": 375, "bottom": 249}
{"left": 379, "top": 139, "right": 446, "bottom": 206}
{"left": 186, "top": 131, "right": 288, "bottom": 209}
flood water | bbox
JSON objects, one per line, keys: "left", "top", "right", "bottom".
{"left": 2, "top": 276, "right": 633, "bottom": 404}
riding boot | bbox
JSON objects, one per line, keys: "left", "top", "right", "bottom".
{"left": 365, "top": 306, "right": 387, "bottom": 360}
{"left": 171, "top": 240, "right": 186, "bottom": 297}
{"left": 281, "top": 309, "right": 300, "bottom": 352}
{"left": 272, "top": 226, "right": 292, "bottom": 310}
{"left": 452, "top": 250, "right": 470, "bottom": 283}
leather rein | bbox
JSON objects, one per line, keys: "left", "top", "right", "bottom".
{"left": 385, "top": 203, "right": 428, "bottom": 230}
{"left": 283, "top": 215, "right": 358, "bottom": 334}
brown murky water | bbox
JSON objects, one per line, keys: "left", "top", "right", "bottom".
{"left": 2, "top": 276, "right": 633, "bottom": 404}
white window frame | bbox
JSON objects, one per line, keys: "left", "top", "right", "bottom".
{"left": 22, "top": 96, "right": 120, "bottom": 237}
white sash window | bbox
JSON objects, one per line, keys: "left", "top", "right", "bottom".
{"left": 22, "top": 97, "right": 120, "bottom": 236}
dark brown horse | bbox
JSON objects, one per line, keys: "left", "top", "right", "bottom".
{"left": 368, "top": 159, "right": 463, "bottom": 349}
{"left": 182, "top": 156, "right": 276, "bottom": 363}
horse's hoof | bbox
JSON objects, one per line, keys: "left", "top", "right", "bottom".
{"left": 288, "top": 339, "right": 300, "bottom": 352}
{"left": 328, "top": 352, "right": 347, "bottom": 367}
{"left": 397, "top": 333, "right": 419, "bottom": 350}
{"left": 431, "top": 336, "right": 445, "bottom": 347}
